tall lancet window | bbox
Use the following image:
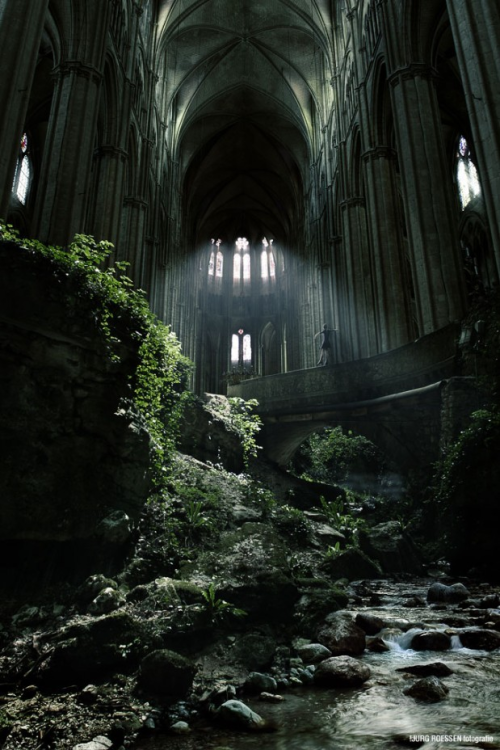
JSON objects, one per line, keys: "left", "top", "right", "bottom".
{"left": 234, "top": 237, "right": 250, "bottom": 282}
{"left": 260, "top": 237, "right": 276, "bottom": 279}
{"left": 12, "top": 133, "right": 32, "bottom": 205}
{"left": 209, "top": 239, "right": 223, "bottom": 277}
{"left": 456, "top": 136, "right": 481, "bottom": 210}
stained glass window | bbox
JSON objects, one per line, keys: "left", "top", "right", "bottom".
{"left": 12, "top": 132, "right": 32, "bottom": 205}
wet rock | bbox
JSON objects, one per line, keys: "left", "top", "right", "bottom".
{"left": 296, "top": 642, "right": 332, "bottom": 663}
{"left": 73, "top": 737, "right": 112, "bottom": 750}
{"left": 88, "top": 587, "right": 126, "bottom": 615}
{"left": 403, "top": 675, "right": 449, "bottom": 702}
{"left": 232, "top": 632, "right": 277, "bottom": 671}
{"left": 355, "top": 612, "right": 385, "bottom": 635}
{"left": 259, "top": 692, "right": 284, "bottom": 702}
{"left": 170, "top": 721, "right": 190, "bottom": 734}
{"left": 366, "top": 636, "right": 390, "bottom": 652}
{"left": 410, "top": 631, "right": 451, "bottom": 651}
{"left": 396, "top": 662, "right": 453, "bottom": 677}
{"left": 402, "top": 595, "right": 426, "bottom": 608}
{"left": 358, "top": 521, "right": 423, "bottom": 575}
{"left": 217, "top": 699, "right": 268, "bottom": 731}
{"left": 244, "top": 672, "right": 277, "bottom": 694}
{"left": 314, "top": 655, "right": 371, "bottom": 687}
{"left": 427, "top": 582, "right": 469, "bottom": 604}
{"left": 138, "top": 649, "right": 196, "bottom": 697}
{"left": 458, "top": 628, "right": 500, "bottom": 650}
{"left": 293, "top": 585, "right": 349, "bottom": 636}
{"left": 317, "top": 612, "right": 366, "bottom": 655}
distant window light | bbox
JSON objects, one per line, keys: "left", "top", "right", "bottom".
{"left": 216, "top": 251, "right": 223, "bottom": 277}
{"left": 236, "top": 236, "right": 249, "bottom": 252}
{"left": 243, "top": 252, "right": 251, "bottom": 280}
{"left": 261, "top": 238, "right": 276, "bottom": 280}
{"left": 231, "top": 334, "right": 239, "bottom": 364}
{"left": 261, "top": 249, "right": 268, "bottom": 279}
{"left": 12, "top": 132, "right": 32, "bottom": 205}
{"left": 243, "top": 333, "right": 252, "bottom": 363}
{"left": 269, "top": 251, "right": 276, "bottom": 277}
{"left": 233, "top": 252, "right": 241, "bottom": 280}
{"left": 457, "top": 135, "right": 481, "bottom": 210}
{"left": 208, "top": 251, "right": 215, "bottom": 275}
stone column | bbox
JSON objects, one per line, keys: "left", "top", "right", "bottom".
{"left": 388, "top": 64, "right": 467, "bottom": 333}
{"left": 446, "top": 0, "right": 500, "bottom": 275}
{"left": 363, "top": 147, "right": 411, "bottom": 350}
{"left": 0, "top": 0, "right": 50, "bottom": 217}
{"left": 91, "top": 146, "right": 128, "bottom": 245}
{"left": 33, "top": 1, "right": 111, "bottom": 245}
{"left": 340, "top": 197, "right": 378, "bottom": 360}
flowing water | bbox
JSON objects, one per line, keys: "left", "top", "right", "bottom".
{"left": 133, "top": 579, "right": 500, "bottom": 750}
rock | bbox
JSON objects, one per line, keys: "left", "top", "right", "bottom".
{"left": 359, "top": 521, "right": 423, "bottom": 575}
{"left": 138, "top": 649, "right": 196, "bottom": 697}
{"left": 322, "top": 548, "right": 382, "bottom": 581}
{"left": 314, "top": 655, "right": 371, "bottom": 687}
{"left": 458, "top": 628, "right": 500, "bottom": 650}
{"left": 95, "top": 511, "right": 132, "bottom": 544}
{"left": 410, "top": 631, "right": 451, "bottom": 651}
{"left": 259, "top": 692, "right": 284, "bottom": 702}
{"left": 355, "top": 612, "right": 385, "bottom": 635}
{"left": 217, "top": 700, "right": 268, "bottom": 731}
{"left": 88, "top": 587, "right": 126, "bottom": 615}
{"left": 296, "top": 642, "right": 332, "bottom": 664}
{"left": 396, "top": 662, "right": 453, "bottom": 678}
{"left": 427, "top": 582, "right": 469, "bottom": 604}
{"left": 41, "top": 611, "right": 158, "bottom": 686}
{"left": 244, "top": 672, "right": 277, "bottom": 694}
{"left": 317, "top": 612, "right": 366, "bottom": 655}
{"left": 232, "top": 633, "right": 277, "bottom": 671}
{"left": 170, "top": 721, "right": 190, "bottom": 734}
{"left": 73, "top": 737, "right": 112, "bottom": 750}
{"left": 366, "top": 636, "right": 390, "bottom": 653}
{"left": 403, "top": 676, "right": 449, "bottom": 702}
{"left": 78, "top": 575, "right": 118, "bottom": 604}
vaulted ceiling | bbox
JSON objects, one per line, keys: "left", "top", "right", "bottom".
{"left": 155, "top": 0, "right": 337, "bottom": 244}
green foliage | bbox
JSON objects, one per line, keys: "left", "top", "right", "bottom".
{"left": 0, "top": 222, "right": 192, "bottom": 480}
{"left": 318, "top": 495, "right": 365, "bottom": 547}
{"left": 290, "top": 426, "right": 384, "bottom": 484}
{"left": 201, "top": 583, "right": 247, "bottom": 623}
{"left": 209, "top": 396, "right": 263, "bottom": 465}
{"left": 271, "top": 504, "right": 312, "bottom": 543}
{"left": 459, "top": 288, "right": 500, "bottom": 399}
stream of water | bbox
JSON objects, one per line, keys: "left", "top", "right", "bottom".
{"left": 132, "top": 579, "right": 500, "bottom": 750}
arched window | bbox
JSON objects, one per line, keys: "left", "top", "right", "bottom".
{"left": 208, "top": 251, "right": 215, "bottom": 275}
{"left": 12, "top": 133, "right": 32, "bottom": 205}
{"left": 230, "top": 329, "right": 252, "bottom": 367}
{"left": 260, "top": 238, "right": 276, "bottom": 279}
{"left": 209, "top": 239, "right": 223, "bottom": 277}
{"left": 234, "top": 237, "right": 250, "bottom": 282}
{"left": 456, "top": 135, "right": 481, "bottom": 210}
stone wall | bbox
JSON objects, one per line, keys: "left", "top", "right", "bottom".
{"left": 0, "top": 241, "right": 152, "bottom": 547}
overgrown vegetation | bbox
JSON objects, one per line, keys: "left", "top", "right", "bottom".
{"left": 0, "top": 221, "right": 192, "bottom": 481}
{"left": 289, "top": 425, "right": 384, "bottom": 485}
{"left": 208, "top": 396, "right": 262, "bottom": 465}
{"left": 426, "top": 406, "right": 500, "bottom": 575}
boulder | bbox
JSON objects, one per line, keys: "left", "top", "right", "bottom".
{"left": 322, "top": 548, "right": 382, "bottom": 581}
{"left": 410, "top": 631, "right": 451, "bottom": 651}
{"left": 138, "top": 649, "right": 196, "bottom": 697}
{"left": 458, "top": 628, "right": 500, "bottom": 651}
{"left": 355, "top": 612, "right": 385, "bottom": 635}
{"left": 427, "top": 582, "right": 469, "bottom": 604}
{"left": 217, "top": 700, "right": 268, "bottom": 731}
{"left": 317, "top": 612, "right": 366, "bottom": 656}
{"left": 403, "top": 676, "right": 449, "bottom": 703}
{"left": 396, "top": 662, "right": 453, "bottom": 678}
{"left": 359, "top": 521, "right": 423, "bottom": 575}
{"left": 244, "top": 672, "right": 277, "bottom": 694}
{"left": 73, "top": 738, "right": 112, "bottom": 750}
{"left": 296, "top": 643, "right": 332, "bottom": 664}
{"left": 314, "top": 655, "right": 371, "bottom": 688}
{"left": 88, "top": 587, "right": 126, "bottom": 615}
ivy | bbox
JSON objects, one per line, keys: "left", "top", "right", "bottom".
{"left": 0, "top": 221, "right": 192, "bottom": 482}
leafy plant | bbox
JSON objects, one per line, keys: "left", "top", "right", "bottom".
{"left": 200, "top": 583, "right": 246, "bottom": 623}
{"left": 318, "top": 496, "right": 365, "bottom": 546}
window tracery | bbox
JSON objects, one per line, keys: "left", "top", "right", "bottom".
{"left": 12, "top": 133, "right": 32, "bottom": 206}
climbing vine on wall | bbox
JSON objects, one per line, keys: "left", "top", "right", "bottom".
{"left": 0, "top": 221, "right": 192, "bottom": 482}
